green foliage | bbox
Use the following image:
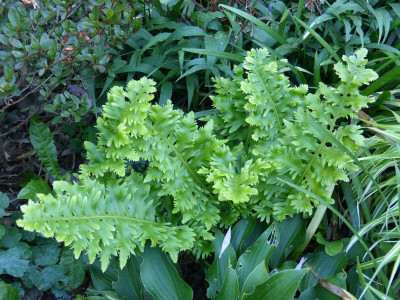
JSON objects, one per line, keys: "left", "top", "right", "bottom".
{"left": 0, "top": 191, "right": 87, "bottom": 297}
{"left": 0, "top": 222, "right": 87, "bottom": 296}
{"left": 17, "top": 48, "right": 377, "bottom": 273}
{"left": 113, "top": 0, "right": 240, "bottom": 110}
{"left": 206, "top": 47, "right": 377, "bottom": 221}
{"left": 207, "top": 223, "right": 279, "bottom": 299}
{"left": 0, "top": 0, "right": 140, "bottom": 124}
{"left": 140, "top": 247, "right": 193, "bottom": 300}
{"left": 342, "top": 118, "right": 400, "bottom": 298}
{"left": 84, "top": 246, "right": 191, "bottom": 300}
{"left": 0, "top": 282, "right": 19, "bottom": 300}
{"left": 29, "top": 116, "right": 64, "bottom": 179}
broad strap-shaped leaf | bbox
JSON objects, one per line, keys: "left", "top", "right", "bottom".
{"left": 140, "top": 246, "right": 193, "bottom": 300}
{"left": 242, "top": 268, "right": 310, "bottom": 300}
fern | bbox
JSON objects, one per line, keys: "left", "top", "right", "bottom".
{"left": 205, "top": 48, "right": 377, "bottom": 221}
{"left": 29, "top": 116, "right": 63, "bottom": 180}
{"left": 18, "top": 49, "right": 377, "bottom": 271}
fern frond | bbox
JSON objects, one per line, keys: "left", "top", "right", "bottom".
{"left": 29, "top": 117, "right": 63, "bottom": 179}
{"left": 18, "top": 48, "right": 379, "bottom": 271}
{"left": 17, "top": 172, "right": 196, "bottom": 271}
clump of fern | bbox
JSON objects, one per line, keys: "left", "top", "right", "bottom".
{"left": 17, "top": 48, "right": 377, "bottom": 271}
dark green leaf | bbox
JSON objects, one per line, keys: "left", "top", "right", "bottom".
{"left": 241, "top": 261, "right": 269, "bottom": 296}
{"left": 60, "top": 248, "right": 87, "bottom": 291}
{"left": 0, "top": 248, "right": 30, "bottom": 277}
{"left": 0, "top": 227, "right": 22, "bottom": 248}
{"left": 299, "top": 249, "right": 348, "bottom": 291}
{"left": 32, "top": 242, "right": 61, "bottom": 266}
{"left": 214, "top": 266, "right": 239, "bottom": 300}
{"left": 8, "top": 8, "right": 20, "bottom": 28}
{"left": 9, "top": 38, "right": 23, "bottom": 48}
{"left": 140, "top": 246, "right": 193, "bottom": 300}
{"left": 112, "top": 256, "right": 144, "bottom": 300}
{"left": 206, "top": 230, "right": 237, "bottom": 298}
{"left": 40, "top": 33, "right": 51, "bottom": 50}
{"left": 315, "top": 233, "right": 343, "bottom": 256}
{"left": 236, "top": 224, "right": 278, "bottom": 292}
{"left": 18, "top": 179, "right": 52, "bottom": 201}
{"left": 159, "top": 82, "right": 172, "bottom": 106}
{"left": 37, "top": 265, "right": 67, "bottom": 290}
{"left": 183, "top": 48, "right": 245, "bottom": 62}
{"left": 29, "top": 116, "right": 62, "bottom": 179}
{"left": 298, "top": 273, "right": 347, "bottom": 300}
{"left": 0, "top": 282, "right": 19, "bottom": 300}
{"left": 293, "top": 16, "right": 341, "bottom": 62}
{"left": 270, "top": 215, "right": 306, "bottom": 269}
{"left": 242, "top": 269, "right": 309, "bottom": 300}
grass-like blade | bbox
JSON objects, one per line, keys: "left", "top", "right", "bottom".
{"left": 293, "top": 16, "right": 341, "bottom": 62}
{"left": 219, "top": 4, "right": 287, "bottom": 45}
{"left": 183, "top": 48, "right": 245, "bottom": 62}
{"left": 362, "top": 65, "right": 400, "bottom": 96}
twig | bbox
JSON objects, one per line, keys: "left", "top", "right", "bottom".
{"left": 230, "top": 20, "right": 249, "bottom": 53}
{"left": 0, "top": 75, "right": 52, "bottom": 113}
{"left": 26, "top": 41, "right": 91, "bottom": 78}
{"left": 191, "top": 0, "right": 205, "bottom": 11}
{"left": 48, "top": 2, "right": 83, "bottom": 36}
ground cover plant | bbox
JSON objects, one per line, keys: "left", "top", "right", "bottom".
{"left": 16, "top": 48, "right": 397, "bottom": 299}
{"left": 1, "top": 0, "right": 400, "bottom": 299}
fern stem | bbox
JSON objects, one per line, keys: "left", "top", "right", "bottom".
{"left": 149, "top": 124, "right": 214, "bottom": 197}
{"left": 255, "top": 69, "right": 282, "bottom": 131}
{"left": 290, "top": 184, "right": 335, "bottom": 260}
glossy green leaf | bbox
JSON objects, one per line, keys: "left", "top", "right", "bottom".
{"left": 206, "top": 230, "right": 237, "bottom": 299}
{"left": 0, "top": 282, "right": 18, "bottom": 300}
{"left": 230, "top": 218, "right": 257, "bottom": 254}
{"left": 241, "top": 261, "right": 269, "bottom": 296}
{"left": 236, "top": 224, "right": 278, "bottom": 292}
{"left": 214, "top": 266, "right": 239, "bottom": 300}
{"left": 300, "top": 249, "right": 348, "bottom": 291}
{"left": 298, "top": 273, "right": 347, "bottom": 300}
{"left": 315, "top": 233, "right": 343, "bottom": 256}
{"left": 270, "top": 215, "right": 306, "bottom": 268}
{"left": 140, "top": 247, "right": 192, "bottom": 300}
{"left": 242, "top": 269, "right": 309, "bottom": 300}
{"left": 113, "top": 256, "right": 144, "bottom": 300}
